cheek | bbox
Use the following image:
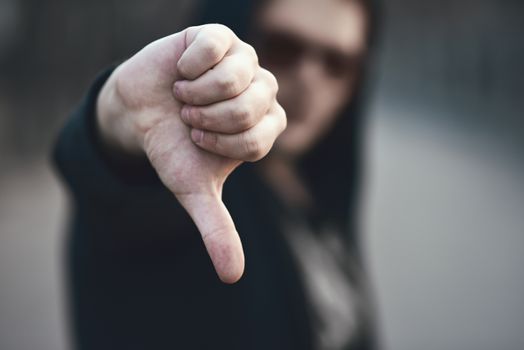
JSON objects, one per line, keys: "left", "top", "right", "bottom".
{"left": 311, "top": 83, "right": 353, "bottom": 127}
{"left": 289, "top": 92, "right": 344, "bottom": 145}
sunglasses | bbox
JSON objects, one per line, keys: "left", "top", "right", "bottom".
{"left": 255, "top": 31, "right": 363, "bottom": 79}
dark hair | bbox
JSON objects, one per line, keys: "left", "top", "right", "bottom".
{"left": 299, "top": 0, "right": 380, "bottom": 236}
{"left": 198, "top": 0, "right": 380, "bottom": 240}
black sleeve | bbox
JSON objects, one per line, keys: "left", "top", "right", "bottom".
{"left": 52, "top": 67, "right": 165, "bottom": 200}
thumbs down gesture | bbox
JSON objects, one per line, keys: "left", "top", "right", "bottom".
{"left": 96, "top": 24, "right": 286, "bottom": 283}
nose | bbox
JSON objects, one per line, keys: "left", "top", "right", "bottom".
{"left": 294, "top": 53, "right": 325, "bottom": 90}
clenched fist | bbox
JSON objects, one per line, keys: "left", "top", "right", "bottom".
{"left": 96, "top": 24, "right": 286, "bottom": 283}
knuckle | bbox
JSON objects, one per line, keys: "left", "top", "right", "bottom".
{"left": 280, "top": 114, "right": 288, "bottom": 133}
{"left": 210, "top": 24, "right": 236, "bottom": 46}
{"left": 232, "top": 105, "right": 253, "bottom": 129}
{"left": 242, "top": 133, "right": 264, "bottom": 162}
{"left": 209, "top": 23, "right": 232, "bottom": 36}
{"left": 201, "top": 37, "right": 223, "bottom": 64}
{"left": 260, "top": 68, "right": 279, "bottom": 97}
{"left": 216, "top": 76, "right": 240, "bottom": 96}
{"left": 276, "top": 104, "right": 287, "bottom": 133}
{"left": 243, "top": 43, "right": 258, "bottom": 65}
{"left": 268, "top": 72, "right": 279, "bottom": 95}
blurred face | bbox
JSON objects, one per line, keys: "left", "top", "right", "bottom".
{"left": 255, "top": 0, "right": 368, "bottom": 158}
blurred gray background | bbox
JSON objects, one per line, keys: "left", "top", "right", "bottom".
{"left": 0, "top": 0, "right": 523, "bottom": 349}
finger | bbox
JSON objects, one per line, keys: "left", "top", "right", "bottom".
{"left": 180, "top": 72, "right": 276, "bottom": 133}
{"left": 176, "top": 192, "right": 245, "bottom": 284}
{"left": 177, "top": 24, "right": 234, "bottom": 80}
{"left": 190, "top": 103, "right": 287, "bottom": 162}
{"left": 174, "top": 52, "right": 257, "bottom": 106}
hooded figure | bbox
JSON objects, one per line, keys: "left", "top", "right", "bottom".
{"left": 53, "top": 0, "right": 381, "bottom": 349}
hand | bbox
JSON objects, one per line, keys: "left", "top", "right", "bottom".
{"left": 96, "top": 24, "right": 286, "bottom": 283}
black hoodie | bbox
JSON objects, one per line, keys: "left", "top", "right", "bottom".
{"left": 53, "top": 1, "right": 380, "bottom": 349}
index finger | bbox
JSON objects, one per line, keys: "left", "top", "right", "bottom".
{"left": 177, "top": 24, "right": 235, "bottom": 80}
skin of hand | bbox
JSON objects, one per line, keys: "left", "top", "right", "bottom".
{"left": 96, "top": 24, "right": 286, "bottom": 284}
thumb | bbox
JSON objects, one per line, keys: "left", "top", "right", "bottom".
{"left": 176, "top": 192, "right": 245, "bottom": 284}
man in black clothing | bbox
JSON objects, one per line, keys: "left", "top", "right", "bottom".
{"left": 54, "top": 0, "right": 379, "bottom": 348}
